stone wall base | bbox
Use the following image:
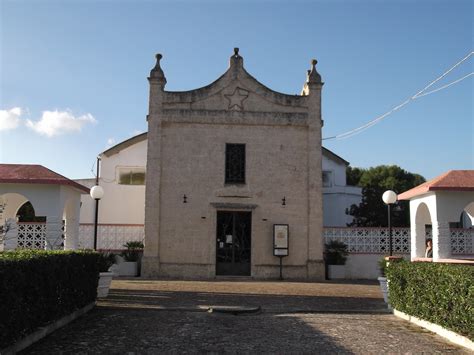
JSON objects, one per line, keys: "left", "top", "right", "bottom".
{"left": 141, "top": 256, "right": 161, "bottom": 278}
{"left": 253, "top": 261, "right": 324, "bottom": 280}
{"left": 159, "top": 263, "right": 215, "bottom": 279}
{"left": 141, "top": 258, "right": 325, "bottom": 280}
{"left": 307, "top": 260, "right": 325, "bottom": 280}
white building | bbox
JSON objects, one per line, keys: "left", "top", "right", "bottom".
{"left": 398, "top": 170, "right": 474, "bottom": 261}
{"left": 321, "top": 148, "right": 362, "bottom": 227}
{"left": 0, "top": 164, "right": 88, "bottom": 251}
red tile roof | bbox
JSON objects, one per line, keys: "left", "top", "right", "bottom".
{"left": 0, "top": 164, "right": 90, "bottom": 193}
{"left": 398, "top": 170, "right": 474, "bottom": 200}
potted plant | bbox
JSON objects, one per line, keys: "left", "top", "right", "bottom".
{"left": 119, "top": 241, "right": 144, "bottom": 277}
{"left": 325, "top": 240, "right": 349, "bottom": 279}
{"left": 97, "top": 252, "right": 116, "bottom": 298}
{"left": 377, "top": 257, "right": 389, "bottom": 303}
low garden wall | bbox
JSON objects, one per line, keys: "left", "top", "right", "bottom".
{"left": 0, "top": 250, "right": 100, "bottom": 349}
{"left": 325, "top": 227, "right": 473, "bottom": 279}
{"left": 3, "top": 225, "right": 473, "bottom": 280}
{"left": 387, "top": 260, "right": 473, "bottom": 340}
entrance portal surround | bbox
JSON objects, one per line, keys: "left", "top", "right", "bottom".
{"left": 216, "top": 210, "right": 252, "bottom": 276}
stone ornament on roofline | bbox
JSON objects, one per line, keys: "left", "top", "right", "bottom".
{"left": 307, "top": 59, "right": 322, "bottom": 85}
{"left": 149, "top": 53, "right": 167, "bottom": 86}
{"left": 229, "top": 47, "right": 243, "bottom": 68}
{"left": 225, "top": 87, "right": 249, "bottom": 110}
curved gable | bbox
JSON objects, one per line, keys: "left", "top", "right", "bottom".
{"left": 161, "top": 49, "right": 309, "bottom": 114}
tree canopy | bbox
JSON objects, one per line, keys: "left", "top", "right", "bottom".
{"left": 346, "top": 165, "right": 425, "bottom": 227}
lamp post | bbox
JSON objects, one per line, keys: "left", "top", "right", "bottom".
{"left": 90, "top": 157, "right": 104, "bottom": 250}
{"left": 382, "top": 190, "right": 397, "bottom": 256}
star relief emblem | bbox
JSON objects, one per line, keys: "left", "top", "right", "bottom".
{"left": 225, "top": 87, "right": 249, "bottom": 110}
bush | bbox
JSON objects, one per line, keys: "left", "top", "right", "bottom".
{"left": 98, "top": 251, "right": 116, "bottom": 272}
{"left": 121, "top": 241, "right": 144, "bottom": 262}
{"left": 324, "top": 240, "right": 348, "bottom": 265}
{"left": 0, "top": 250, "right": 100, "bottom": 348}
{"left": 378, "top": 257, "right": 388, "bottom": 277}
{"left": 386, "top": 261, "right": 474, "bottom": 339}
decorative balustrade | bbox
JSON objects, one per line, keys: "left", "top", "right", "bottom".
{"left": 16, "top": 222, "right": 65, "bottom": 250}
{"left": 450, "top": 228, "right": 474, "bottom": 255}
{"left": 5, "top": 223, "right": 473, "bottom": 255}
{"left": 17, "top": 222, "right": 46, "bottom": 249}
{"left": 323, "top": 227, "right": 473, "bottom": 255}
{"left": 324, "top": 227, "right": 410, "bottom": 254}
{"left": 78, "top": 224, "right": 144, "bottom": 250}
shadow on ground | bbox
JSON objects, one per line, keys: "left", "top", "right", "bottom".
{"left": 101, "top": 287, "right": 388, "bottom": 313}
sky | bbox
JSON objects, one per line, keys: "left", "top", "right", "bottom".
{"left": 1, "top": 0, "right": 472, "bottom": 181}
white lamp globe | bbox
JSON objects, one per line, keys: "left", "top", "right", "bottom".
{"left": 90, "top": 185, "right": 104, "bottom": 200}
{"left": 382, "top": 190, "right": 397, "bottom": 205}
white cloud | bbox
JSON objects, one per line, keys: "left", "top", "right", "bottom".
{"left": 106, "top": 137, "right": 116, "bottom": 147}
{"left": 132, "top": 129, "right": 144, "bottom": 136}
{"left": 26, "top": 110, "right": 97, "bottom": 137}
{"left": 0, "top": 107, "right": 22, "bottom": 131}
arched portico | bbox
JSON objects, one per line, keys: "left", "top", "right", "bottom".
{"left": 0, "top": 164, "right": 89, "bottom": 251}
{"left": 461, "top": 202, "right": 474, "bottom": 227}
{"left": 410, "top": 199, "right": 434, "bottom": 259}
{"left": 399, "top": 170, "right": 474, "bottom": 262}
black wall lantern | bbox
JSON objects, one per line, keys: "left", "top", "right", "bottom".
{"left": 183, "top": 194, "right": 187, "bottom": 203}
{"left": 281, "top": 196, "right": 286, "bottom": 206}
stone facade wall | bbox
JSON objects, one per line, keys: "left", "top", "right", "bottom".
{"left": 143, "top": 49, "right": 325, "bottom": 279}
{"left": 158, "top": 123, "right": 309, "bottom": 276}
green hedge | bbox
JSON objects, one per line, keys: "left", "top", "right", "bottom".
{"left": 0, "top": 250, "right": 100, "bottom": 349}
{"left": 386, "top": 261, "right": 474, "bottom": 339}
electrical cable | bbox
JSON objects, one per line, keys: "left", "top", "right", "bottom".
{"left": 413, "top": 72, "right": 473, "bottom": 98}
{"left": 89, "top": 158, "right": 115, "bottom": 183}
{"left": 323, "top": 51, "right": 473, "bottom": 141}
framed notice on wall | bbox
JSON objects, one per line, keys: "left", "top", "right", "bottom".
{"left": 273, "top": 224, "right": 289, "bottom": 256}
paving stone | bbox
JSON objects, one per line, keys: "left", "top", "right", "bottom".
{"left": 21, "top": 280, "right": 469, "bottom": 354}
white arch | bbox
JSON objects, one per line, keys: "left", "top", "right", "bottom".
{"left": 0, "top": 193, "right": 29, "bottom": 224}
{"left": 460, "top": 202, "right": 474, "bottom": 228}
{"left": 62, "top": 196, "right": 80, "bottom": 250}
{"left": 1, "top": 193, "right": 30, "bottom": 250}
{"left": 411, "top": 201, "right": 433, "bottom": 260}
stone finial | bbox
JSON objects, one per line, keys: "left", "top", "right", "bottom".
{"left": 307, "top": 58, "right": 322, "bottom": 84}
{"left": 149, "top": 53, "right": 167, "bottom": 85}
{"left": 229, "top": 47, "right": 243, "bottom": 68}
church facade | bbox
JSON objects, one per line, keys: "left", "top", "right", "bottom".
{"left": 142, "top": 49, "right": 325, "bottom": 279}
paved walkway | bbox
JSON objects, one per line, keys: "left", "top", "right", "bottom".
{"left": 23, "top": 279, "right": 468, "bottom": 354}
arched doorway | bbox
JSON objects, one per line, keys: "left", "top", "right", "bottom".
{"left": 17, "top": 201, "right": 46, "bottom": 222}
{"left": 1, "top": 193, "right": 35, "bottom": 250}
{"left": 411, "top": 202, "right": 433, "bottom": 259}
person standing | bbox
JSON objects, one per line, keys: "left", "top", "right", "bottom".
{"left": 425, "top": 238, "right": 433, "bottom": 258}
